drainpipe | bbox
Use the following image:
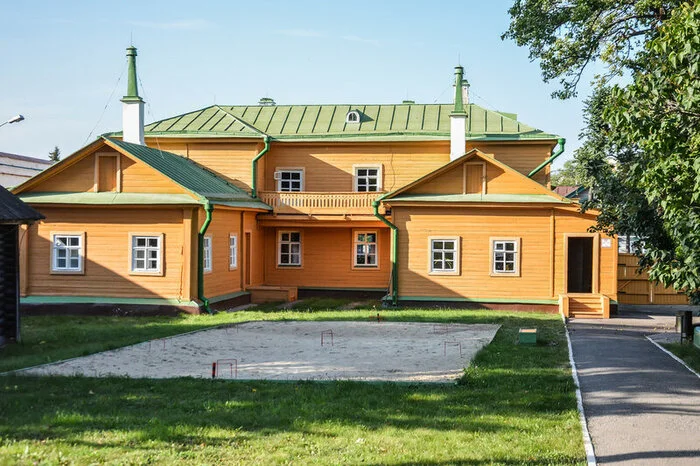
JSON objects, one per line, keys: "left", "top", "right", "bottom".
{"left": 198, "top": 201, "right": 214, "bottom": 314}
{"left": 528, "top": 138, "right": 566, "bottom": 178}
{"left": 251, "top": 135, "right": 270, "bottom": 198}
{"left": 372, "top": 201, "right": 398, "bottom": 306}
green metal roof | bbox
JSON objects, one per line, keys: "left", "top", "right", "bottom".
{"left": 104, "top": 138, "right": 270, "bottom": 210}
{"left": 134, "top": 103, "right": 558, "bottom": 142}
{"left": 385, "top": 193, "right": 571, "bottom": 204}
{"left": 19, "top": 192, "right": 200, "bottom": 205}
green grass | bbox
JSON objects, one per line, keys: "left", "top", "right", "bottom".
{"left": 0, "top": 308, "right": 585, "bottom": 465}
{"left": 662, "top": 342, "right": 700, "bottom": 373}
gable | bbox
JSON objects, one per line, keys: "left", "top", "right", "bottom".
{"left": 383, "top": 149, "right": 569, "bottom": 204}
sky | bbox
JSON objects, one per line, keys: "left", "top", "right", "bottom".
{"left": 0, "top": 0, "right": 594, "bottom": 169}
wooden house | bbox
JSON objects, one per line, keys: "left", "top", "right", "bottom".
{"left": 12, "top": 47, "right": 617, "bottom": 317}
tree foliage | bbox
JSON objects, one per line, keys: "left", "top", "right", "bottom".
{"left": 550, "top": 158, "right": 587, "bottom": 186}
{"left": 48, "top": 146, "right": 61, "bottom": 163}
{"left": 507, "top": 1, "right": 700, "bottom": 302}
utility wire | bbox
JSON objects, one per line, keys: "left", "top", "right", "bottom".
{"left": 84, "top": 61, "right": 127, "bottom": 145}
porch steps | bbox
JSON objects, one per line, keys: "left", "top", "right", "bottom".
{"left": 559, "top": 293, "right": 610, "bottom": 319}
{"left": 247, "top": 286, "right": 298, "bottom": 304}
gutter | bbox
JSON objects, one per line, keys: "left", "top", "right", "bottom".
{"left": 198, "top": 201, "right": 214, "bottom": 314}
{"left": 251, "top": 135, "right": 270, "bottom": 198}
{"left": 528, "top": 138, "right": 565, "bottom": 178}
{"left": 372, "top": 200, "right": 398, "bottom": 306}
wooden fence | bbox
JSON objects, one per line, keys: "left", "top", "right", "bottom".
{"left": 617, "top": 253, "right": 689, "bottom": 305}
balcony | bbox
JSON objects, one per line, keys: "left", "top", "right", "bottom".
{"left": 259, "top": 191, "right": 384, "bottom": 216}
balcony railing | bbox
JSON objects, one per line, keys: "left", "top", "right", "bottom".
{"left": 259, "top": 191, "right": 383, "bottom": 215}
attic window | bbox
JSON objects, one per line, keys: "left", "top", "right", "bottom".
{"left": 346, "top": 110, "right": 361, "bottom": 124}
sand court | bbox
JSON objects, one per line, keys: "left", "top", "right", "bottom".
{"left": 21, "top": 321, "right": 501, "bottom": 383}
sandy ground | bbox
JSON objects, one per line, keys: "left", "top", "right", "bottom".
{"left": 21, "top": 321, "right": 500, "bottom": 383}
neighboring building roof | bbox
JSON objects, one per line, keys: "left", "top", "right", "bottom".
{"left": 385, "top": 193, "right": 570, "bottom": 204}
{"left": 0, "top": 185, "right": 44, "bottom": 223}
{"left": 0, "top": 152, "right": 52, "bottom": 166}
{"left": 554, "top": 185, "right": 578, "bottom": 197}
{"left": 127, "top": 103, "right": 559, "bottom": 142}
{"left": 102, "top": 138, "right": 271, "bottom": 210}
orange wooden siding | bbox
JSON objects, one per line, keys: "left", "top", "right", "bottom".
{"left": 26, "top": 155, "right": 96, "bottom": 192}
{"left": 201, "top": 209, "right": 244, "bottom": 298}
{"left": 409, "top": 164, "right": 464, "bottom": 194}
{"left": 263, "top": 227, "right": 390, "bottom": 289}
{"left": 393, "top": 206, "right": 617, "bottom": 301}
{"left": 119, "top": 155, "right": 190, "bottom": 194}
{"left": 146, "top": 140, "right": 263, "bottom": 193}
{"left": 23, "top": 207, "right": 191, "bottom": 300}
{"left": 467, "top": 142, "right": 553, "bottom": 185}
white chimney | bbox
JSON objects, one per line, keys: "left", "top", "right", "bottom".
{"left": 450, "top": 66, "right": 467, "bottom": 160}
{"left": 121, "top": 46, "right": 145, "bottom": 145}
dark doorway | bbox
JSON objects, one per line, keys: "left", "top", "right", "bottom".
{"left": 567, "top": 237, "right": 593, "bottom": 293}
{"left": 0, "top": 226, "right": 19, "bottom": 344}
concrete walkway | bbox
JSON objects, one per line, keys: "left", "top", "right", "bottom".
{"left": 569, "top": 311, "right": 700, "bottom": 465}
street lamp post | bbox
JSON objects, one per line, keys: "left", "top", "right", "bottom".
{"left": 0, "top": 115, "right": 25, "bottom": 129}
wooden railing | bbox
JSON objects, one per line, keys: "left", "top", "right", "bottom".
{"left": 259, "top": 191, "right": 383, "bottom": 215}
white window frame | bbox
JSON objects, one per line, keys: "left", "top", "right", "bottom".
{"left": 353, "top": 231, "right": 379, "bottom": 268}
{"left": 203, "top": 235, "right": 213, "bottom": 273}
{"left": 51, "top": 232, "right": 85, "bottom": 274}
{"left": 353, "top": 165, "right": 382, "bottom": 192}
{"left": 346, "top": 110, "right": 361, "bottom": 123}
{"left": 129, "top": 233, "right": 164, "bottom": 276}
{"left": 278, "top": 230, "right": 302, "bottom": 267}
{"left": 276, "top": 168, "right": 305, "bottom": 192}
{"left": 429, "top": 237, "right": 460, "bottom": 275}
{"left": 490, "top": 237, "right": 521, "bottom": 277}
{"left": 229, "top": 234, "right": 238, "bottom": 270}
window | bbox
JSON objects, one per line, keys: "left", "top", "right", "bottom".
{"left": 354, "top": 166, "right": 382, "bottom": 192}
{"left": 52, "top": 234, "right": 83, "bottom": 273}
{"left": 491, "top": 238, "right": 520, "bottom": 276}
{"left": 278, "top": 231, "right": 301, "bottom": 266}
{"left": 346, "top": 110, "right": 361, "bottom": 123}
{"left": 229, "top": 234, "right": 238, "bottom": 269}
{"left": 130, "top": 235, "right": 162, "bottom": 274}
{"left": 430, "top": 237, "right": 459, "bottom": 274}
{"left": 354, "top": 232, "right": 378, "bottom": 267}
{"left": 276, "top": 169, "right": 303, "bottom": 192}
{"left": 203, "top": 235, "right": 213, "bottom": 272}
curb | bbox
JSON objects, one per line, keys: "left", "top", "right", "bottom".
{"left": 645, "top": 336, "right": 700, "bottom": 379}
{"left": 562, "top": 315, "right": 597, "bottom": 466}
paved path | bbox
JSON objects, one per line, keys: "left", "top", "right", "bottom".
{"left": 569, "top": 312, "right": 700, "bottom": 465}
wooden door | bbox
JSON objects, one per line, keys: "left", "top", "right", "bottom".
{"left": 465, "top": 163, "right": 484, "bottom": 194}
{"left": 97, "top": 156, "right": 118, "bottom": 192}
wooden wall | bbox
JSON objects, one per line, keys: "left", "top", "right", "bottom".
{"left": 263, "top": 227, "right": 390, "bottom": 289}
{"left": 617, "top": 253, "right": 689, "bottom": 305}
{"left": 23, "top": 206, "right": 192, "bottom": 300}
{"left": 392, "top": 205, "right": 617, "bottom": 301}
{"left": 201, "top": 209, "right": 243, "bottom": 298}
{"left": 468, "top": 142, "right": 553, "bottom": 185}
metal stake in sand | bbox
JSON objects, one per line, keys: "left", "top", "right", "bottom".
{"left": 216, "top": 359, "right": 238, "bottom": 378}
{"left": 443, "top": 341, "right": 462, "bottom": 357}
{"left": 148, "top": 338, "right": 167, "bottom": 351}
{"left": 321, "top": 329, "right": 334, "bottom": 346}
{"left": 433, "top": 324, "right": 450, "bottom": 335}
{"left": 370, "top": 313, "right": 383, "bottom": 323}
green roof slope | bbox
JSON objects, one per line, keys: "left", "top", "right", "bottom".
{"left": 104, "top": 138, "right": 270, "bottom": 209}
{"left": 139, "top": 103, "right": 559, "bottom": 142}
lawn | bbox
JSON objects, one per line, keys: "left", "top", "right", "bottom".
{"left": 662, "top": 342, "right": 700, "bottom": 374}
{"left": 0, "top": 304, "right": 585, "bottom": 465}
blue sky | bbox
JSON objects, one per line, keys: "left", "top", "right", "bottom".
{"left": 0, "top": 0, "right": 592, "bottom": 168}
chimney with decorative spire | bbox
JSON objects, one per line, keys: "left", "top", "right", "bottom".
{"left": 449, "top": 66, "right": 467, "bottom": 160}
{"left": 121, "top": 46, "right": 145, "bottom": 145}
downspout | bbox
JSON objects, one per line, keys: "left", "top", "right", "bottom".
{"left": 528, "top": 138, "right": 566, "bottom": 179}
{"left": 198, "top": 201, "right": 214, "bottom": 314}
{"left": 372, "top": 201, "right": 398, "bottom": 306}
{"left": 251, "top": 135, "right": 270, "bottom": 198}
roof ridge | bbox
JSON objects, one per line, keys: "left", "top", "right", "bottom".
{"left": 213, "top": 105, "right": 268, "bottom": 136}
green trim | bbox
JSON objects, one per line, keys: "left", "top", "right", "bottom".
{"left": 451, "top": 66, "right": 467, "bottom": 116}
{"left": 19, "top": 192, "right": 200, "bottom": 205}
{"left": 397, "top": 296, "right": 559, "bottom": 305}
{"left": 121, "top": 46, "right": 142, "bottom": 102}
{"left": 298, "top": 287, "right": 386, "bottom": 292}
{"left": 528, "top": 138, "right": 566, "bottom": 178}
{"left": 20, "top": 296, "right": 198, "bottom": 307}
{"left": 198, "top": 202, "right": 214, "bottom": 314}
{"left": 372, "top": 201, "right": 398, "bottom": 306}
{"left": 251, "top": 135, "right": 270, "bottom": 198}
{"left": 207, "top": 291, "right": 250, "bottom": 304}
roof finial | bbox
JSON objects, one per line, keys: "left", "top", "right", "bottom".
{"left": 451, "top": 66, "right": 466, "bottom": 115}
{"left": 122, "top": 46, "right": 142, "bottom": 102}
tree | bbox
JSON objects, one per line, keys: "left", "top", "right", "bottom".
{"left": 48, "top": 146, "right": 61, "bottom": 163}
{"left": 506, "top": 1, "right": 700, "bottom": 302}
{"left": 550, "top": 158, "right": 587, "bottom": 187}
